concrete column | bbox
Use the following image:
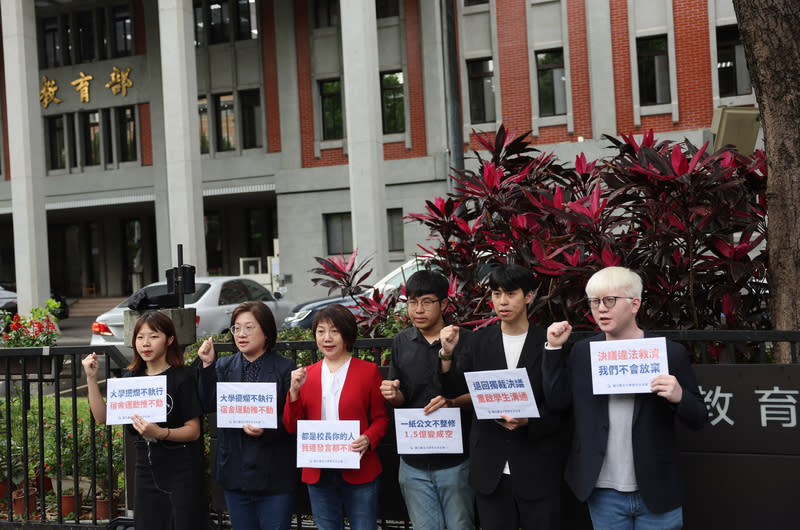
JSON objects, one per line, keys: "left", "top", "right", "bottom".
{"left": 157, "top": 0, "right": 207, "bottom": 274}
{"left": 340, "top": 0, "right": 388, "bottom": 276}
{"left": 1, "top": 0, "right": 51, "bottom": 313}
{"left": 585, "top": 0, "right": 617, "bottom": 137}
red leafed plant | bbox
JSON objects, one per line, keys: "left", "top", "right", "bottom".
{"left": 310, "top": 125, "right": 768, "bottom": 335}
{"left": 412, "top": 125, "right": 768, "bottom": 330}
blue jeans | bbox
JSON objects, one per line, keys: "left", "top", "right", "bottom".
{"left": 307, "top": 470, "right": 379, "bottom": 530}
{"left": 224, "top": 489, "right": 295, "bottom": 530}
{"left": 398, "top": 458, "right": 475, "bottom": 530}
{"left": 587, "top": 488, "right": 683, "bottom": 530}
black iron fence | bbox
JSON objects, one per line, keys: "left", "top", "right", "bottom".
{"left": 1, "top": 331, "right": 800, "bottom": 529}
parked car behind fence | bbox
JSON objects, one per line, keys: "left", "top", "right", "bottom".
{"left": 91, "top": 276, "right": 294, "bottom": 347}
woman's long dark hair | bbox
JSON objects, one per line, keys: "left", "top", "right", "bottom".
{"left": 127, "top": 311, "right": 184, "bottom": 371}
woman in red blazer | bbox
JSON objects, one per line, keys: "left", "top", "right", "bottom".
{"left": 283, "top": 304, "right": 389, "bottom": 530}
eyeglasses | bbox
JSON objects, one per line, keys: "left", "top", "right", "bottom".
{"left": 587, "top": 296, "right": 634, "bottom": 309}
{"left": 230, "top": 324, "right": 259, "bottom": 336}
{"left": 407, "top": 298, "right": 442, "bottom": 310}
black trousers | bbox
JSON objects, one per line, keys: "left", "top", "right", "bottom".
{"left": 475, "top": 474, "right": 560, "bottom": 530}
{"left": 134, "top": 441, "right": 208, "bottom": 530}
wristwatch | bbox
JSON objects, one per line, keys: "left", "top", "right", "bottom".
{"left": 438, "top": 348, "right": 453, "bottom": 361}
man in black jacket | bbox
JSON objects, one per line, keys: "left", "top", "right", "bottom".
{"left": 441, "top": 264, "right": 569, "bottom": 530}
{"left": 543, "top": 266, "right": 706, "bottom": 529}
{"left": 381, "top": 270, "right": 475, "bottom": 530}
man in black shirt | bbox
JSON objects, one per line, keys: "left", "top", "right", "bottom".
{"left": 380, "top": 270, "right": 475, "bottom": 530}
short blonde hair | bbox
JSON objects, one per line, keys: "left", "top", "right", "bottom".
{"left": 585, "top": 266, "right": 643, "bottom": 299}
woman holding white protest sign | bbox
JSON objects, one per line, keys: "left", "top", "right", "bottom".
{"left": 82, "top": 310, "right": 207, "bottom": 530}
{"left": 283, "top": 304, "right": 389, "bottom": 530}
{"left": 197, "top": 301, "right": 298, "bottom": 530}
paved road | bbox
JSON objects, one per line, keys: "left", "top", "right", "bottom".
{"left": 57, "top": 315, "right": 95, "bottom": 346}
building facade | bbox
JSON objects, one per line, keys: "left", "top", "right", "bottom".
{"left": 0, "top": 0, "right": 755, "bottom": 311}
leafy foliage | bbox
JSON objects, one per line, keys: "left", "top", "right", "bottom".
{"left": 310, "top": 126, "right": 768, "bottom": 333}
{"left": 0, "top": 301, "right": 62, "bottom": 347}
{"left": 308, "top": 251, "right": 409, "bottom": 338}
{"left": 413, "top": 125, "right": 768, "bottom": 330}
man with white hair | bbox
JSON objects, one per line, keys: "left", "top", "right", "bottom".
{"left": 543, "top": 266, "right": 706, "bottom": 529}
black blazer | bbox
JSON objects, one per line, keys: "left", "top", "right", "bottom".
{"left": 444, "top": 324, "right": 569, "bottom": 500}
{"left": 542, "top": 332, "right": 707, "bottom": 513}
{"left": 198, "top": 350, "right": 299, "bottom": 494}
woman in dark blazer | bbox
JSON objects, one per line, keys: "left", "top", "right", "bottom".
{"left": 198, "top": 301, "right": 298, "bottom": 530}
{"left": 283, "top": 304, "right": 389, "bottom": 530}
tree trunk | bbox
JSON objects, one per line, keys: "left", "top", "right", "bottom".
{"left": 733, "top": 0, "right": 800, "bottom": 362}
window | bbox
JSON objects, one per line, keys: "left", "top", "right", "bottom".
{"left": 325, "top": 212, "right": 353, "bottom": 255}
{"left": 205, "top": 212, "right": 223, "bottom": 272}
{"left": 39, "top": 6, "right": 135, "bottom": 65}
{"left": 236, "top": 0, "right": 258, "bottom": 40}
{"left": 467, "top": 58, "right": 496, "bottom": 123}
{"left": 314, "top": 0, "right": 339, "bottom": 28}
{"left": 247, "top": 208, "right": 273, "bottom": 257}
{"left": 198, "top": 97, "right": 210, "bottom": 153}
{"left": 41, "top": 17, "right": 61, "bottom": 68}
{"left": 118, "top": 106, "right": 137, "bottom": 162}
{"left": 240, "top": 89, "right": 262, "bottom": 149}
{"left": 215, "top": 93, "right": 236, "bottom": 151}
{"left": 194, "top": 0, "right": 206, "bottom": 46}
{"left": 96, "top": 8, "right": 108, "bottom": 60}
{"left": 537, "top": 49, "right": 566, "bottom": 117}
{"left": 46, "top": 114, "right": 77, "bottom": 170}
{"left": 47, "top": 116, "right": 66, "bottom": 170}
{"left": 209, "top": 1, "right": 231, "bottom": 44}
{"left": 219, "top": 280, "right": 250, "bottom": 306}
{"left": 112, "top": 5, "right": 133, "bottom": 57}
{"left": 376, "top": 0, "right": 399, "bottom": 18}
{"left": 102, "top": 109, "right": 112, "bottom": 164}
{"left": 717, "top": 25, "right": 751, "bottom": 98}
{"left": 246, "top": 279, "right": 276, "bottom": 302}
{"left": 319, "top": 79, "right": 343, "bottom": 140}
{"left": 636, "top": 36, "right": 671, "bottom": 106}
{"left": 464, "top": 0, "right": 489, "bottom": 6}
{"left": 75, "top": 11, "right": 95, "bottom": 63}
{"left": 387, "top": 208, "right": 403, "bottom": 252}
{"left": 81, "top": 111, "right": 101, "bottom": 166}
{"left": 381, "top": 71, "right": 405, "bottom": 134}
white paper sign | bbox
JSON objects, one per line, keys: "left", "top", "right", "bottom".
{"left": 590, "top": 337, "right": 669, "bottom": 394}
{"left": 394, "top": 408, "right": 463, "bottom": 454}
{"left": 106, "top": 375, "right": 167, "bottom": 425}
{"left": 297, "top": 420, "right": 360, "bottom": 469}
{"left": 216, "top": 382, "right": 278, "bottom": 429}
{"left": 464, "top": 368, "right": 540, "bottom": 419}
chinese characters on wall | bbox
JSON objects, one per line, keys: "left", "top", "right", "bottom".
{"left": 700, "top": 384, "right": 799, "bottom": 428}
{"left": 39, "top": 66, "right": 134, "bottom": 107}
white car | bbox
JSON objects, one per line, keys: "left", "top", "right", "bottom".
{"left": 91, "top": 276, "right": 294, "bottom": 346}
{"left": 282, "top": 257, "right": 434, "bottom": 328}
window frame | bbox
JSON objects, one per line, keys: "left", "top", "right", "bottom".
{"left": 387, "top": 208, "right": 404, "bottom": 253}
{"left": 314, "top": 0, "right": 340, "bottom": 29}
{"left": 239, "top": 88, "right": 264, "bottom": 150}
{"left": 636, "top": 35, "right": 671, "bottom": 107}
{"left": 535, "top": 49, "right": 567, "bottom": 118}
{"left": 376, "top": 0, "right": 399, "bottom": 19}
{"left": 627, "top": 0, "right": 678, "bottom": 125}
{"left": 319, "top": 78, "right": 344, "bottom": 141}
{"left": 466, "top": 57, "right": 497, "bottom": 125}
{"left": 380, "top": 71, "right": 405, "bottom": 135}
{"left": 324, "top": 212, "right": 353, "bottom": 256}
{"left": 214, "top": 92, "right": 237, "bottom": 152}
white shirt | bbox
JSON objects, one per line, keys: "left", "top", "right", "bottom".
{"left": 502, "top": 331, "right": 527, "bottom": 474}
{"left": 320, "top": 357, "right": 351, "bottom": 421}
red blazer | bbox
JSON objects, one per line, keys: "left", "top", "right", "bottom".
{"left": 283, "top": 357, "right": 389, "bottom": 485}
